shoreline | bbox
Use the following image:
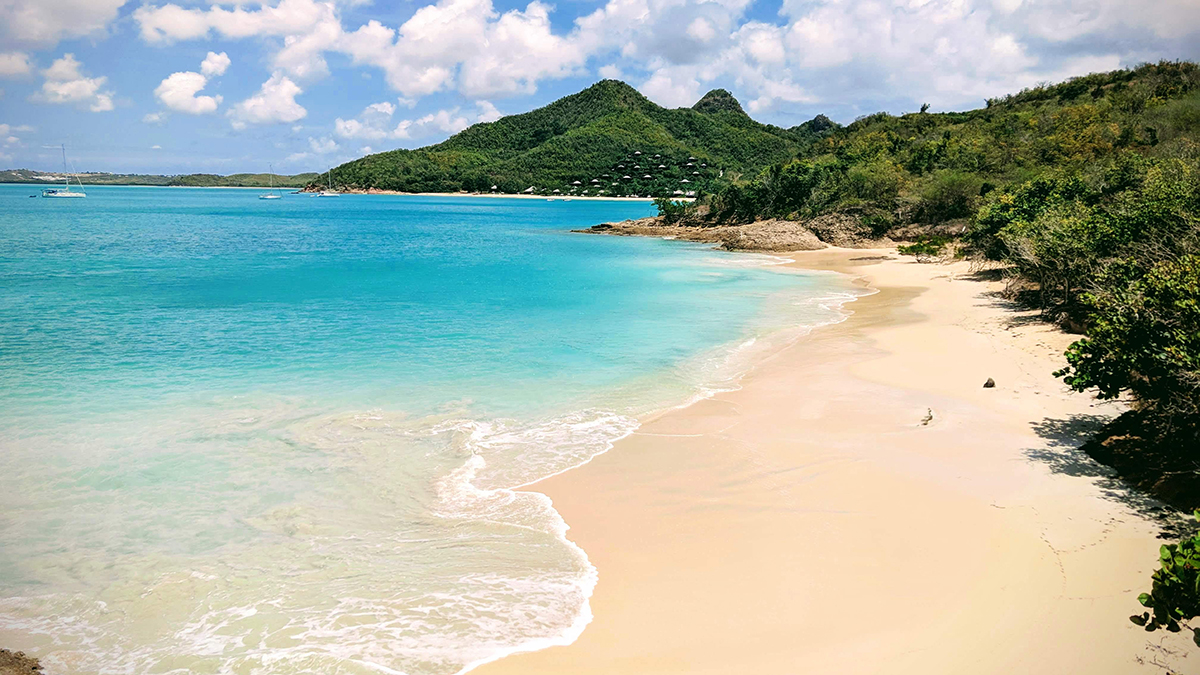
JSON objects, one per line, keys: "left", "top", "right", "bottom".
{"left": 479, "top": 248, "right": 1189, "bottom": 674}
{"left": 1, "top": 183, "right": 660, "bottom": 201}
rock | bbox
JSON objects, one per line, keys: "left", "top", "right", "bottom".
{"left": 0, "top": 649, "right": 42, "bottom": 673}
{"left": 983, "top": 377, "right": 996, "bottom": 388}
{"left": 805, "top": 212, "right": 894, "bottom": 248}
{"left": 719, "top": 219, "right": 825, "bottom": 252}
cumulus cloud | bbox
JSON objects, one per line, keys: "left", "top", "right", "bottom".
{"left": 154, "top": 51, "right": 230, "bottom": 114}
{"left": 309, "top": 135, "right": 338, "bottom": 153}
{"left": 335, "top": 99, "right": 501, "bottom": 141}
{"left": 0, "top": 0, "right": 126, "bottom": 48}
{"left": 0, "top": 52, "right": 32, "bottom": 77}
{"left": 129, "top": 0, "right": 1200, "bottom": 121}
{"left": 143, "top": 111, "right": 167, "bottom": 125}
{"left": 32, "top": 54, "right": 114, "bottom": 112}
{"left": 0, "top": 122, "right": 34, "bottom": 147}
{"left": 228, "top": 72, "right": 307, "bottom": 129}
{"left": 200, "top": 51, "right": 231, "bottom": 78}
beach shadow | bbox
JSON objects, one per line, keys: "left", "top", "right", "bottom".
{"left": 1026, "top": 414, "right": 1187, "bottom": 537}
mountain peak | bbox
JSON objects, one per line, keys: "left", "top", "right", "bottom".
{"left": 692, "top": 89, "right": 746, "bottom": 116}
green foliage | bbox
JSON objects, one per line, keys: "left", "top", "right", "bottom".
{"left": 913, "top": 170, "right": 984, "bottom": 223}
{"left": 654, "top": 197, "right": 689, "bottom": 224}
{"left": 692, "top": 89, "right": 747, "bottom": 116}
{"left": 697, "top": 61, "right": 1200, "bottom": 236}
{"left": 1057, "top": 254, "right": 1200, "bottom": 419}
{"left": 1131, "top": 512, "right": 1200, "bottom": 647}
{"left": 897, "top": 235, "right": 951, "bottom": 262}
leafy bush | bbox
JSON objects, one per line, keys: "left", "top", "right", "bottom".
{"left": 897, "top": 235, "right": 951, "bottom": 262}
{"left": 1131, "top": 513, "right": 1200, "bottom": 646}
{"left": 913, "top": 170, "right": 984, "bottom": 223}
{"left": 654, "top": 197, "right": 689, "bottom": 224}
{"left": 1057, "top": 255, "right": 1200, "bottom": 420}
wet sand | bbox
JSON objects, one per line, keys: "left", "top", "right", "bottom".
{"left": 480, "top": 249, "right": 1187, "bottom": 674}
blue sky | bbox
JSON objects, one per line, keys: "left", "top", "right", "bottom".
{"left": 1, "top": 0, "right": 1198, "bottom": 175}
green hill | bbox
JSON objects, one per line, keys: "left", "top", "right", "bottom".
{"left": 322, "top": 80, "right": 836, "bottom": 196}
{"left": 697, "top": 61, "right": 1200, "bottom": 229}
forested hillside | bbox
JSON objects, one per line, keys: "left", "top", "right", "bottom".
{"left": 676, "top": 60, "right": 1200, "bottom": 515}
{"left": 321, "top": 80, "right": 834, "bottom": 195}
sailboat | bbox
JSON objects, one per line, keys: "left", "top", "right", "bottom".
{"left": 318, "top": 168, "right": 339, "bottom": 197}
{"left": 259, "top": 164, "right": 283, "bottom": 200}
{"left": 41, "top": 145, "right": 86, "bottom": 198}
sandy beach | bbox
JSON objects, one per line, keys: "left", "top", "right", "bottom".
{"left": 480, "top": 248, "right": 1189, "bottom": 674}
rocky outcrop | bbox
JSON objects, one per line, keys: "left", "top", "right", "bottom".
{"left": 717, "top": 219, "right": 825, "bottom": 251}
{"left": 804, "top": 213, "right": 894, "bottom": 248}
{"left": 0, "top": 649, "right": 41, "bottom": 674}
{"left": 580, "top": 214, "right": 893, "bottom": 251}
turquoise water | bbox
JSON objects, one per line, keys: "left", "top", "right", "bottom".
{"left": 0, "top": 185, "right": 859, "bottom": 674}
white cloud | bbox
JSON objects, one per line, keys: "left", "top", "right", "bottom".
{"left": 0, "top": 0, "right": 126, "bottom": 48}
{"left": 128, "top": 0, "right": 1200, "bottom": 119}
{"left": 309, "top": 135, "right": 338, "bottom": 153}
{"left": 0, "top": 52, "right": 32, "bottom": 77}
{"left": 639, "top": 68, "right": 703, "bottom": 108}
{"left": 0, "top": 122, "right": 33, "bottom": 147}
{"left": 154, "top": 52, "right": 230, "bottom": 115}
{"left": 228, "top": 72, "right": 307, "bottom": 129}
{"left": 598, "top": 64, "right": 623, "bottom": 80}
{"left": 687, "top": 18, "right": 717, "bottom": 43}
{"left": 156, "top": 72, "right": 220, "bottom": 114}
{"left": 359, "top": 145, "right": 374, "bottom": 154}
{"left": 151, "top": 144, "right": 162, "bottom": 149}
{"left": 335, "top": 99, "right": 501, "bottom": 141}
{"left": 32, "top": 54, "right": 115, "bottom": 112}
{"left": 200, "top": 51, "right": 231, "bottom": 78}
{"left": 143, "top": 111, "right": 167, "bottom": 124}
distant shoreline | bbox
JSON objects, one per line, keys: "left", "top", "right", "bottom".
{"left": 1, "top": 182, "right": 661, "bottom": 201}
{"left": 345, "top": 190, "right": 660, "bottom": 202}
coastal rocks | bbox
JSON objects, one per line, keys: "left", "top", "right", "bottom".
{"left": 805, "top": 213, "right": 894, "bottom": 248}
{"left": 0, "top": 650, "right": 41, "bottom": 674}
{"left": 581, "top": 213, "right": 896, "bottom": 251}
{"left": 717, "top": 219, "right": 825, "bottom": 251}
{"left": 580, "top": 218, "right": 827, "bottom": 252}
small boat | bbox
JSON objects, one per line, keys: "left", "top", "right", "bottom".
{"left": 259, "top": 164, "right": 283, "bottom": 200}
{"left": 42, "top": 145, "right": 86, "bottom": 198}
{"left": 318, "top": 168, "right": 339, "bottom": 197}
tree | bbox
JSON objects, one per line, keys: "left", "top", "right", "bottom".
{"left": 1057, "top": 255, "right": 1200, "bottom": 421}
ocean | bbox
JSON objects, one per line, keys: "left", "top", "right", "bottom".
{"left": 0, "top": 185, "right": 861, "bottom": 674}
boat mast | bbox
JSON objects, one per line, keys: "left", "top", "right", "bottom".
{"left": 61, "top": 144, "right": 69, "bottom": 191}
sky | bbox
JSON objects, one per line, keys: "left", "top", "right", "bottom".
{"left": 1, "top": 0, "right": 1199, "bottom": 175}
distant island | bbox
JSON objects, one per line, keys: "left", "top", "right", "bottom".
{"left": 0, "top": 168, "right": 320, "bottom": 188}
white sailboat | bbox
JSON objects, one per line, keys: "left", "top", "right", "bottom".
{"left": 318, "top": 168, "right": 339, "bottom": 197}
{"left": 259, "top": 164, "right": 283, "bottom": 200}
{"left": 42, "top": 145, "right": 86, "bottom": 198}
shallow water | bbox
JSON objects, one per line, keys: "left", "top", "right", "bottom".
{"left": 0, "top": 186, "right": 860, "bottom": 674}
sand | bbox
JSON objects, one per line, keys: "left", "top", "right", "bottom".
{"left": 479, "top": 249, "right": 1191, "bottom": 674}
